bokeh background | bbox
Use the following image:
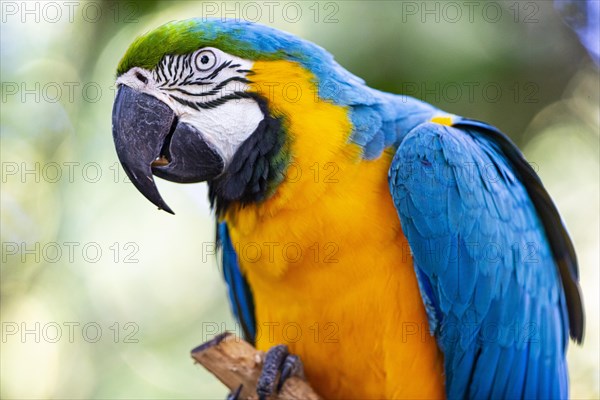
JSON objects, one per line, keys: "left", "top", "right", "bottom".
{"left": 1, "top": 1, "right": 598, "bottom": 398}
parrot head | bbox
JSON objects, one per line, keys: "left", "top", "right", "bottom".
{"left": 112, "top": 18, "right": 363, "bottom": 215}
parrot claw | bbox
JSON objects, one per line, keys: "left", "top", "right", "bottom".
{"left": 226, "top": 384, "right": 243, "bottom": 400}
{"left": 257, "top": 345, "right": 304, "bottom": 400}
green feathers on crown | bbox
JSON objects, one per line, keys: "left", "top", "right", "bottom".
{"left": 116, "top": 19, "right": 290, "bottom": 76}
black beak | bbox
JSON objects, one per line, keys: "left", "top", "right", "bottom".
{"left": 112, "top": 85, "right": 224, "bottom": 214}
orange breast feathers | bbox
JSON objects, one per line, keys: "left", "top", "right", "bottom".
{"left": 223, "top": 60, "right": 445, "bottom": 399}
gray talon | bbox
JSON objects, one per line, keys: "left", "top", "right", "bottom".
{"left": 257, "top": 345, "right": 303, "bottom": 399}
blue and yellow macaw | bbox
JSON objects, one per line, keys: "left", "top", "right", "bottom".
{"left": 112, "top": 19, "right": 584, "bottom": 399}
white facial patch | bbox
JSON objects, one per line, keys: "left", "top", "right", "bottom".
{"left": 116, "top": 47, "right": 262, "bottom": 164}
{"left": 178, "top": 98, "right": 263, "bottom": 162}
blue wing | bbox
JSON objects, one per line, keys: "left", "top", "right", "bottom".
{"left": 217, "top": 222, "right": 256, "bottom": 342}
{"left": 388, "top": 119, "right": 583, "bottom": 399}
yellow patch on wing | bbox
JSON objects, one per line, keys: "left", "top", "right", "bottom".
{"left": 430, "top": 114, "right": 455, "bottom": 126}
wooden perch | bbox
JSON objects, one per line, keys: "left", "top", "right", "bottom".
{"left": 191, "top": 332, "right": 322, "bottom": 400}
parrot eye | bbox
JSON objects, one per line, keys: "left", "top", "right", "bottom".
{"left": 195, "top": 49, "right": 217, "bottom": 71}
{"left": 135, "top": 72, "right": 148, "bottom": 84}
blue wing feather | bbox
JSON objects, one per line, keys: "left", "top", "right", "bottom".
{"left": 389, "top": 120, "right": 576, "bottom": 399}
{"left": 217, "top": 222, "right": 256, "bottom": 342}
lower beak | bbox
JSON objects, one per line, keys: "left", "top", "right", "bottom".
{"left": 112, "top": 85, "right": 224, "bottom": 214}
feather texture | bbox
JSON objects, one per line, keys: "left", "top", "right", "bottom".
{"left": 218, "top": 222, "right": 256, "bottom": 341}
{"left": 389, "top": 120, "right": 579, "bottom": 399}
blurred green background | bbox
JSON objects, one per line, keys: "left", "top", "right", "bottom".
{"left": 1, "top": 1, "right": 598, "bottom": 398}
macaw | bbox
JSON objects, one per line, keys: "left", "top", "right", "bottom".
{"left": 111, "top": 19, "right": 584, "bottom": 399}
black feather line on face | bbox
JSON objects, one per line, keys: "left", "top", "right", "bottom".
{"left": 208, "top": 94, "right": 289, "bottom": 217}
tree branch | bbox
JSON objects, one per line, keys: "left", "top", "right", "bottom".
{"left": 191, "top": 332, "right": 322, "bottom": 400}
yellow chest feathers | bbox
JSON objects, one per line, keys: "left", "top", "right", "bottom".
{"left": 223, "top": 60, "right": 445, "bottom": 398}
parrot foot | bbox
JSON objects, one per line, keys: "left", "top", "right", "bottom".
{"left": 257, "top": 344, "right": 304, "bottom": 400}
{"left": 226, "top": 385, "right": 243, "bottom": 400}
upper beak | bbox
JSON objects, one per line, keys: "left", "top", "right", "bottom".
{"left": 112, "top": 85, "right": 224, "bottom": 214}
